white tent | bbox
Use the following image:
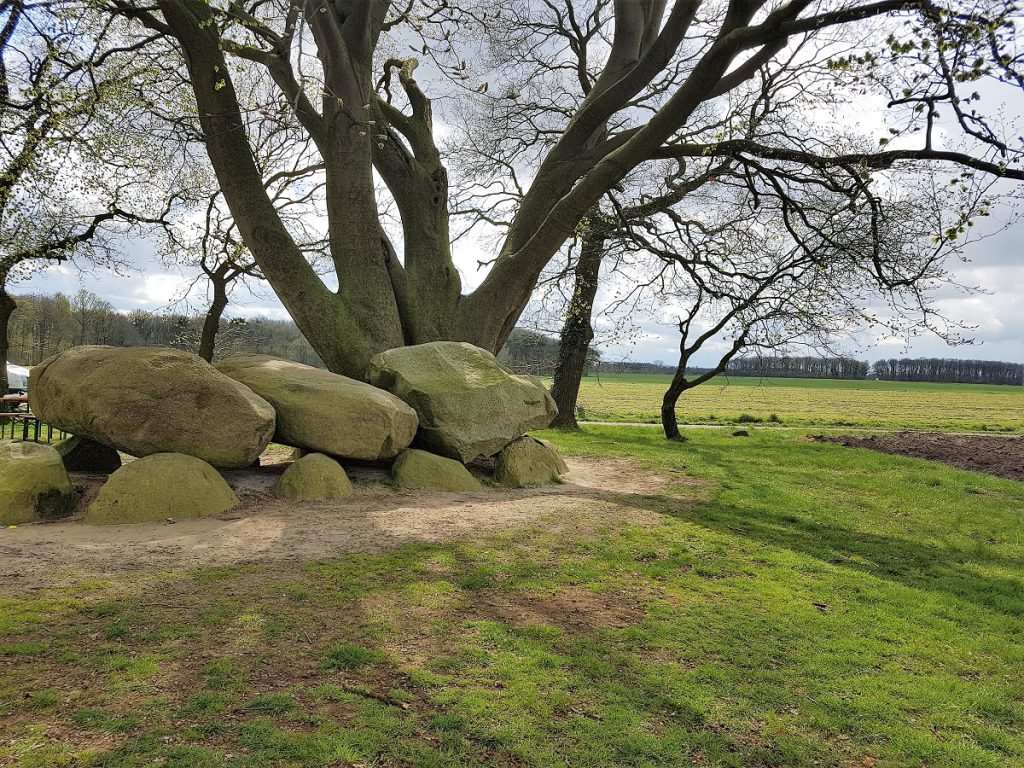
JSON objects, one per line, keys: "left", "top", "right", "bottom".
{"left": 5, "top": 362, "right": 29, "bottom": 391}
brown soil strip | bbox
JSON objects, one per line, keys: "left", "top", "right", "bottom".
{"left": 809, "top": 432, "right": 1024, "bottom": 482}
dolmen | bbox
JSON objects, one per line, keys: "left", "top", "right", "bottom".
{"left": 2, "top": 341, "right": 567, "bottom": 525}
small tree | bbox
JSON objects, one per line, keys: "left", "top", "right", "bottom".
{"left": 618, "top": 169, "right": 997, "bottom": 440}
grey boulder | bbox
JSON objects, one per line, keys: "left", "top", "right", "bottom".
{"left": 367, "top": 342, "right": 557, "bottom": 462}
{"left": 272, "top": 453, "right": 354, "bottom": 501}
{"left": 391, "top": 448, "right": 482, "bottom": 492}
{"left": 85, "top": 453, "right": 239, "bottom": 525}
{"left": 0, "top": 441, "right": 76, "bottom": 524}
{"left": 29, "top": 346, "right": 275, "bottom": 469}
{"left": 216, "top": 355, "right": 417, "bottom": 460}
{"left": 493, "top": 436, "right": 568, "bottom": 487}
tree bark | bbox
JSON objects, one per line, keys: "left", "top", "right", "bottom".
{"left": 198, "top": 279, "right": 228, "bottom": 363}
{"left": 661, "top": 380, "right": 687, "bottom": 442}
{"left": 142, "top": 0, "right": 757, "bottom": 376}
{"left": 550, "top": 230, "right": 605, "bottom": 429}
{"left": 661, "top": 336, "right": 746, "bottom": 442}
{"left": 0, "top": 288, "right": 14, "bottom": 395}
{"left": 155, "top": 0, "right": 390, "bottom": 378}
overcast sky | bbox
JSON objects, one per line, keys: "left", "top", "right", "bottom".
{"left": 15, "top": 202, "right": 1024, "bottom": 368}
{"left": 10, "top": 6, "right": 1023, "bottom": 369}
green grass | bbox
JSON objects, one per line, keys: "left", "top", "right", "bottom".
{"left": 553, "top": 374, "right": 1024, "bottom": 432}
{"left": 1, "top": 426, "right": 1022, "bottom": 766}
{"left": 323, "top": 643, "right": 385, "bottom": 670}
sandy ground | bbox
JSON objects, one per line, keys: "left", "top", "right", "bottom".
{"left": 0, "top": 456, "right": 683, "bottom": 586}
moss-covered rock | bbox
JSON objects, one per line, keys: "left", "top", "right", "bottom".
{"left": 0, "top": 441, "right": 76, "bottom": 524}
{"left": 216, "top": 355, "right": 417, "bottom": 460}
{"left": 368, "top": 342, "right": 558, "bottom": 462}
{"left": 272, "top": 453, "right": 353, "bottom": 501}
{"left": 494, "top": 436, "right": 568, "bottom": 487}
{"left": 391, "top": 448, "right": 482, "bottom": 492}
{"left": 85, "top": 453, "right": 239, "bottom": 525}
{"left": 30, "top": 346, "right": 275, "bottom": 469}
{"left": 55, "top": 436, "right": 122, "bottom": 473}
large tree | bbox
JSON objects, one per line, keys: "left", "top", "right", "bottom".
{"left": 0, "top": 0, "right": 168, "bottom": 391}
{"left": 106, "top": 0, "right": 1024, "bottom": 378}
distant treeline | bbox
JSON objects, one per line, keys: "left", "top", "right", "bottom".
{"left": 497, "top": 329, "right": 603, "bottom": 374}
{"left": 8, "top": 291, "right": 324, "bottom": 368}
{"left": 496, "top": 329, "right": 561, "bottom": 373}
{"left": 873, "top": 357, "right": 1024, "bottom": 385}
{"left": 727, "top": 355, "right": 1022, "bottom": 385}
{"left": 9, "top": 294, "right": 1022, "bottom": 386}
{"left": 498, "top": 329, "right": 682, "bottom": 375}
{"left": 593, "top": 360, "right": 679, "bottom": 375}
{"left": 728, "top": 356, "right": 870, "bottom": 380}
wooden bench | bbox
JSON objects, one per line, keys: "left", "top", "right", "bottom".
{"left": 0, "top": 400, "right": 70, "bottom": 442}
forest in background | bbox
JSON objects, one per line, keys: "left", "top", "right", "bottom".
{"left": 7, "top": 292, "right": 1023, "bottom": 386}
{"left": 7, "top": 291, "right": 324, "bottom": 369}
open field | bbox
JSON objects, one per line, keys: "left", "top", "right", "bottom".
{"left": 2, "top": 426, "right": 1023, "bottom": 767}
{"left": 556, "top": 374, "right": 1024, "bottom": 432}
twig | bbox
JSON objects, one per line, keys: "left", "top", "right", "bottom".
{"left": 339, "top": 682, "right": 411, "bottom": 710}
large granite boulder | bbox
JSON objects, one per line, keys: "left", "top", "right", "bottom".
{"left": 86, "top": 453, "right": 239, "bottom": 525}
{"left": 30, "top": 346, "right": 275, "bottom": 469}
{"left": 272, "top": 453, "right": 353, "bottom": 501}
{"left": 391, "top": 448, "right": 482, "bottom": 492}
{"left": 55, "top": 436, "right": 122, "bottom": 473}
{"left": 367, "top": 342, "right": 558, "bottom": 462}
{"left": 494, "top": 436, "right": 568, "bottom": 487}
{"left": 215, "top": 355, "right": 417, "bottom": 460}
{"left": 0, "top": 441, "right": 76, "bottom": 524}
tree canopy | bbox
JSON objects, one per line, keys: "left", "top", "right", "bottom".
{"left": 21, "top": 0, "right": 1023, "bottom": 379}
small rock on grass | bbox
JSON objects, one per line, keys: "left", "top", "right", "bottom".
{"left": 272, "top": 453, "right": 353, "bottom": 501}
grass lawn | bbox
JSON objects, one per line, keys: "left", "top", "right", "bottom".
{"left": 2, "top": 426, "right": 1023, "bottom": 767}
{"left": 556, "top": 374, "right": 1024, "bottom": 432}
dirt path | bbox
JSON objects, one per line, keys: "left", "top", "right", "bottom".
{"left": 0, "top": 457, "right": 683, "bottom": 587}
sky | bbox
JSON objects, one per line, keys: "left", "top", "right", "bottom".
{"left": 11, "top": 9, "right": 1024, "bottom": 369}
{"left": 14, "top": 206, "right": 1024, "bottom": 367}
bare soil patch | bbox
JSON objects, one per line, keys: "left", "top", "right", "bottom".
{"left": 810, "top": 431, "right": 1024, "bottom": 481}
{"left": 0, "top": 456, "right": 684, "bottom": 587}
{"left": 471, "top": 585, "right": 647, "bottom": 633}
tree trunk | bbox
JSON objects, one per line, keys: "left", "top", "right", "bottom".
{"left": 0, "top": 288, "right": 14, "bottom": 395}
{"left": 661, "top": 348, "right": 736, "bottom": 442}
{"left": 140, "top": 0, "right": 775, "bottom": 379}
{"left": 198, "top": 280, "right": 228, "bottom": 363}
{"left": 661, "top": 379, "right": 687, "bottom": 442}
{"left": 662, "top": 349, "right": 696, "bottom": 442}
{"left": 550, "top": 230, "right": 605, "bottom": 429}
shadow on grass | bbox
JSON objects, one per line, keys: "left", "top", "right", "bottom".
{"left": 555, "top": 428, "right": 1024, "bottom": 616}
{"left": 4, "top": 441, "right": 1023, "bottom": 767}
{"left": 601, "top": 485, "right": 1024, "bottom": 617}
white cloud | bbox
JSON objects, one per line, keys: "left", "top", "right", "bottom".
{"left": 133, "top": 274, "right": 192, "bottom": 307}
{"left": 14, "top": 185, "right": 1024, "bottom": 367}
